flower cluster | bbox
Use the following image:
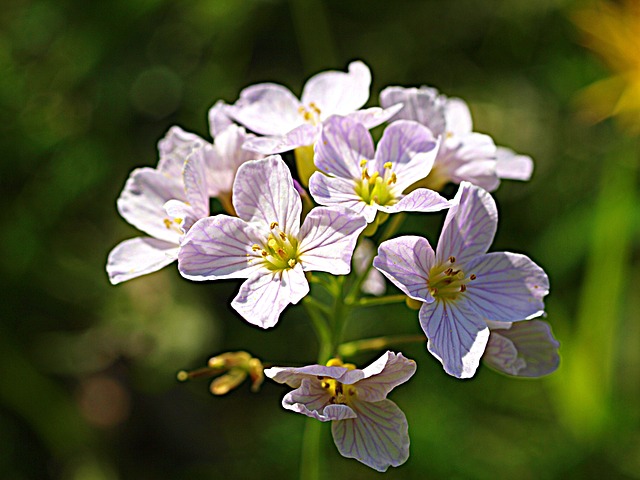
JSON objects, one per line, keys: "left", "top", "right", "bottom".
{"left": 108, "top": 60, "right": 559, "bottom": 472}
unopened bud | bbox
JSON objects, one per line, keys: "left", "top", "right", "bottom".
{"left": 210, "top": 369, "right": 247, "bottom": 396}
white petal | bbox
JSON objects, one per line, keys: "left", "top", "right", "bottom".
{"left": 208, "top": 100, "right": 234, "bottom": 138}
{"left": 107, "top": 237, "right": 179, "bottom": 284}
{"left": 297, "top": 206, "right": 367, "bottom": 275}
{"left": 331, "top": 399, "right": 410, "bottom": 472}
{"left": 386, "top": 188, "right": 451, "bottom": 215}
{"left": 301, "top": 60, "right": 371, "bottom": 117}
{"left": 241, "top": 123, "right": 318, "bottom": 154}
{"left": 436, "top": 182, "right": 497, "bottom": 265}
{"left": 228, "top": 83, "right": 302, "bottom": 136}
{"left": 495, "top": 146, "right": 534, "bottom": 181}
{"left": 116, "top": 167, "right": 185, "bottom": 243}
{"left": 347, "top": 104, "right": 404, "bottom": 130}
{"left": 231, "top": 264, "right": 309, "bottom": 328}
{"left": 157, "top": 126, "right": 206, "bottom": 177}
{"left": 308, "top": 172, "right": 374, "bottom": 222}
{"left": 445, "top": 97, "right": 473, "bottom": 135}
{"left": 232, "top": 155, "right": 302, "bottom": 235}
{"left": 420, "top": 300, "right": 490, "bottom": 378}
{"left": 379, "top": 85, "right": 448, "bottom": 136}
{"left": 355, "top": 352, "right": 417, "bottom": 402}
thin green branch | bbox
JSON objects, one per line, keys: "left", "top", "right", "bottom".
{"left": 348, "top": 294, "right": 407, "bottom": 308}
{"left": 338, "top": 334, "right": 426, "bottom": 358}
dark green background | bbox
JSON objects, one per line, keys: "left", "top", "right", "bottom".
{"left": 2, "top": 0, "right": 639, "bottom": 478}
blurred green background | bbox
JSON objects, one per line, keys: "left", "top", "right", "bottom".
{"left": 1, "top": 0, "right": 639, "bottom": 478}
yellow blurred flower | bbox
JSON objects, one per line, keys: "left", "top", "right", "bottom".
{"left": 573, "top": 0, "right": 640, "bottom": 133}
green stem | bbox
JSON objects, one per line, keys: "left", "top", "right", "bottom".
{"left": 303, "top": 297, "right": 332, "bottom": 364}
{"left": 338, "top": 334, "right": 426, "bottom": 357}
{"left": 300, "top": 419, "right": 322, "bottom": 480}
{"left": 348, "top": 294, "right": 407, "bottom": 308}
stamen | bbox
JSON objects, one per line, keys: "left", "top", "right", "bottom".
{"left": 470, "top": 274, "right": 477, "bottom": 280}
{"left": 460, "top": 284, "right": 467, "bottom": 292}
{"left": 270, "top": 222, "right": 279, "bottom": 229}
{"left": 279, "top": 232, "right": 287, "bottom": 241}
{"left": 360, "top": 159, "right": 368, "bottom": 167}
{"left": 387, "top": 172, "right": 397, "bottom": 185}
{"left": 449, "top": 256, "right": 456, "bottom": 263}
{"left": 163, "top": 218, "right": 172, "bottom": 229}
{"left": 383, "top": 161, "right": 393, "bottom": 169}
{"left": 251, "top": 244, "right": 261, "bottom": 251}
{"left": 287, "top": 259, "right": 296, "bottom": 268}
{"left": 261, "top": 250, "right": 268, "bottom": 257}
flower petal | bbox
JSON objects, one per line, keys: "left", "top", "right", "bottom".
{"left": 182, "top": 147, "right": 211, "bottom": 220}
{"left": 485, "top": 320, "right": 560, "bottom": 377}
{"left": 495, "top": 146, "right": 534, "bottom": 181}
{"left": 231, "top": 264, "right": 309, "bottom": 328}
{"left": 208, "top": 100, "right": 234, "bottom": 138}
{"left": 354, "top": 239, "right": 386, "bottom": 296}
{"left": 315, "top": 115, "right": 374, "bottom": 180}
{"left": 227, "top": 83, "right": 302, "bottom": 136}
{"left": 242, "top": 123, "right": 318, "bottom": 154}
{"left": 107, "top": 237, "right": 179, "bottom": 284}
{"left": 352, "top": 352, "right": 417, "bottom": 402}
{"left": 280, "top": 378, "right": 342, "bottom": 421}
{"left": 331, "top": 399, "right": 409, "bottom": 472}
{"left": 374, "top": 120, "right": 439, "bottom": 191}
{"left": 385, "top": 188, "right": 451, "bottom": 215}
{"left": 436, "top": 181, "right": 497, "bottom": 265}
{"left": 301, "top": 60, "right": 371, "bottom": 117}
{"left": 157, "top": 126, "right": 206, "bottom": 178}
{"left": 482, "top": 331, "right": 526, "bottom": 376}
{"left": 444, "top": 97, "right": 473, "bottom": 135}
{"left": 232, "top": 155, "right": 302, "bottom": 235}
{"left": 264, "top": 365, "right": 351, "bottom": 388}
{"left": 464, "top": 251, "right": 549, "bottom": 322}
{"left": 374, "top": 235, "right": 435, "bottom": 302}
{"left": 297, "top": 206, "right": 367, "bottom": 275}
{"left": 308, "top": 172, "right": 376, "bottom": 223}
{"left": 380, "top": 85, "right": 448, "bottom": 136}
{"left": 420, "top": 300, "right": 490, "bottom": 378}
{"left": 347, "top": 104, "right": 404, "bottom": 130}
{"left": 117, "top": 167, "right": 186, "bottom": 244}
{"left": 177, "top": 215, "right": 265, "bottom": 280}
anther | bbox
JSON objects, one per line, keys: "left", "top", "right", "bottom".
{"left": 383, "top": 161, "right": 393, "bottom": 169}
{"left": 360, "top": 159, "right": 368, "bottom": 167}
{"left": 444, "top": 267, "right": 453, "bottom": 275}
{"left": 270, "top": 222, "right": 279, "bottom": 229}
{"left": 387, "top": 172, "right": 397, "bottom": 185}
{"left": 470, "top": 274, "right": 476, "bottom": 280}
{"left": 449, "top": 256, "right": 456, "bottom": 263}
{"left": 163, "top": 218, "right": 172, "bottom": 229}
{"left": 251, "top": 244, "right": 261, "bottom": 251}
{"left": 261, "top": 250, "right": 268, "bottom": 257}
{"left": 279, "top": 232, "right": 287, "bottom": 241}
{"left": 460, "top": 284, "right": 467, "bottom": 292}
{"left": 321, "top": 381, "right": 330, "bottom": 389}
{"left": 287, "top": 259, "right": 296, "bottom": 268}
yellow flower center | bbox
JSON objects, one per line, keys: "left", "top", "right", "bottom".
{"left": 319, "top": 358, "right": 357, "bottom": 405}
{"left": 162, "top": 216, "right": 184, "bottom": 234}
{"left": 354, "top": 160, "right": 398, "bottom": 206}
{"left": 250, "top": 222, "right": 300, "bottom": 271}
{"left": 298, "top": 102, "right": 322, "bottom": 126}
{"left": 428, "top": 256, "right": 477, "bottom": 301}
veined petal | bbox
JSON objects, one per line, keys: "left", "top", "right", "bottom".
{"left": 157, "top": 126, "right": 206, "bottom": 178}
{"left": 231, "top": 264, "right": 309, "bottom": 328}
{"left": 232, "top": 155, "right": 302, "bottom": 235}
{"left": 107, "top": 237, "right": 179, "bottom": 284}
{"left": 177, "top": 215, "right": 265, "bottom": 280}
{"left": 301, "top": 60, "right": 371, "bottom": 117}
{"left": 183, "top": 147, "right": 211, "bottom": 220}
{"left": 379, "top": 86, "right": 448, "bottom": 136}
{"left": 445, "top": 97, "right": 473, "bottom": 135}
{"left": 464, "top": 251, "right": 549, "bottom": 322}
{"left": 436, "top": 182, "right": 497, "bottom": 265}
{"left": 354, "top": 352, "right": 417, "bottom": 402}
{"left": 308, "top": 172, "right": 377, "bottom": 223}
{"left": 483, "top": 331, "right": 526, "bottom": 376}
{"left": 265, "top": 365, "right": 352, "bottom": 388}
{"left": 228, "top": 83, "right": 302, "bottom": 136}
{"left": 242, "top": 123, "right": 318, "bottom": 154}
{"left": 117, "top": 167, "right": 185, "bottom": 244}
{"left": 315, "top": 115, "right": 375, "bottom": 180}
{"left": 208, "top": 100, "right": 234, "bottom": 138}
{"left": 354, "top": 239, "right": 386, "bottom": 296}
{"left": 485, "top": 320, "right": 559, "bottom": 377}
{"left": 347, "top": 104, "right": 404, "bottom": 130}
{"left": 374, "top": 120, "right": 439, "bottom": 191}
{"left": 496, "top": 146, "right": 534, "bottom": 181}
{"left": 452, "top": 159, "right": 500, "bottom": 192}
{"left": 420, "top": 300, "right": 490, "bottom": 378}
{"left": 384, "top": 188, "right": 450, "bottom": 215}
{"left": 331, "top": 399, "right": 409, "bottom": 472}
{"left": 297, "top": 206, "right": 367, "bottom": 275}
{"left": 281, "top": 378, "right": 340, "bottom": 421}
{"left": 374, "top": 236, "right": 435, "bottom": 302}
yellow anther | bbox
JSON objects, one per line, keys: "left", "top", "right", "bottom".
{"left": 163, "top": 218, "right": 172, "bottom": 229}
{"left": 368, "top": 171, "right": 379, "bottom": 184}
{"left": 287, "top": 259, "right": 296, "bottom": 268}
{"left": 279, "top": 232, "right": 287, "bottom": 240}
{"left": 387, "top": 172, "right": 397, "bottom": 185}
{"left": 298, "top": 106, "right": 306, "bottom": 113}
{"left": 261, "top": 250, "right": 268, "bottom": 257}
{"left": 173, "top": 217, "right": 183, "bottom": 224}
{"left": 270, "top": 222, "right": 279, "bottom": 229}
{"left": 360, "top": 159, "right": 368, "bottom": 167}
{"left": 383, "top": 161, "right": 393, "bottom": 169}
{"left": 342, "top": 363, "right": 356, "bottom": 371}
{"left": 326, "top": 358, "right": 344, "bottom": 367}
{"left": 252, "top": 244, "right": 261, "bottom": 251}
{"left": 321, "top": 381, "right": 330, "bottom": 389}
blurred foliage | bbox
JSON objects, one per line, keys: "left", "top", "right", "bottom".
{"left": 1, "top": 0, "right": 639, "bottom": 478}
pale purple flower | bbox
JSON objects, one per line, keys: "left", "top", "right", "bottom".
{"left": 226, "top": 61, "right": 400, "bottom": 155}
{"left": 373, "top": 182, "right": 549, "bottom": 378}
{"left": 178, "top": 155, "right": 367, "bottom": 328}
{"left": 107, "top": 128, "right": 210, "bottom": 284}
{"left": 264, "top": 351, "right": 416, "bottom": 472}
{"left": 380, "top": 86, "right": 534, "bottom": 191}
{"left": 483, "top": 320, "right": 560, "bottom": 377}
{"left": 309, "top": 115, "right": 450, "bottom": 223}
